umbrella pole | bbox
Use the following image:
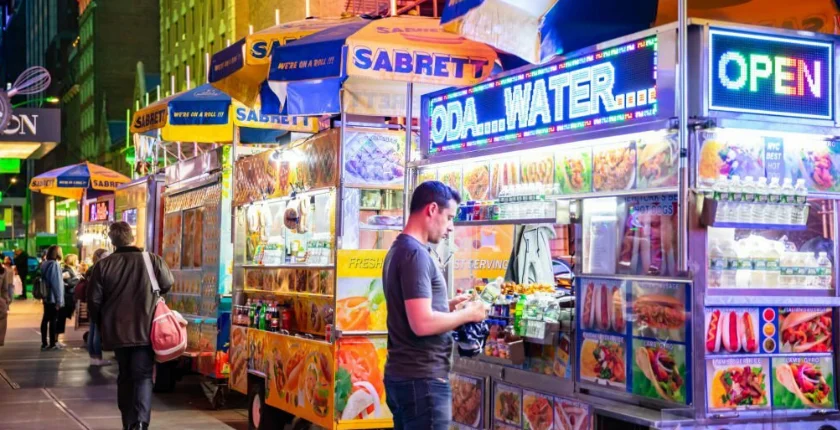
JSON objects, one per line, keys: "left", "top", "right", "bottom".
{"left": 403, "top": 82, "right": 413, "bottom": 225}
{"left": 677, "top": 0, "right": 688, "bottom": 273}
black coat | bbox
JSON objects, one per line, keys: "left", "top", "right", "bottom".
{"left": 87, "top": 246, "right": 174, "bottom": 350}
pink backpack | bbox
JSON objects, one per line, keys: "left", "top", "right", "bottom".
{"left": 142, "top": 252, "right": 187, "bottom": 363}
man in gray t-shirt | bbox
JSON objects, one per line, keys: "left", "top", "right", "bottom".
{"left": 383, "top": 181, "right": 486, "bottom": 430}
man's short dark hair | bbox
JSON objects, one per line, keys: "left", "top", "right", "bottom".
{"left": 109, "top": 221, "right": 135, "bottom": 248}
{"left": 410, "top": 180, "right": 461, "bottom": 214}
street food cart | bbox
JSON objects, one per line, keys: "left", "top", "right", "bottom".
{"left": 415, "top": 19, "right": 840, "bottom": 430}
{"left": 114, "top": 174, "right": 165, "bottom": 254}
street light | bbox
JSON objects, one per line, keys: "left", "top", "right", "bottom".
{"left": 11, "top": 97, "right": 59, "bottom": 108}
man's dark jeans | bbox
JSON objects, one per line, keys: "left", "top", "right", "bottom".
{"left": 385, "top": 376, "right": 452, "bottom": 430}
{"left": 40, "top": 302, "right": 57, "bottom": 347}
{"left": 115, "top": 346, "right": 155, "bottom": 429}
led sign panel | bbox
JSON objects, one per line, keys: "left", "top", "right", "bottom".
{"left": 423, "top": 36, "right": 659, "bottom": 155}
{"left": 709, "top": 29, "right": 833, "bottom": 120}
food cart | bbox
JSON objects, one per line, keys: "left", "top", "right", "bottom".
{"left": 130, "top": 83, "right": 318, "bottom": 405}
{"left": 229, "top": 124, "right": 409, "bottom": 430}
{"left": 415, "top": 19, "right": 840, "bottom": 430}
{"left": 79, "top": 191, "right": 115, "bottom": 262}
{"left": 114, "top": 174, "right": 165, "bottom": 254}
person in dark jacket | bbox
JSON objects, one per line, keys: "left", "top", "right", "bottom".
{"left": 40, "top": 245, "right": 64, "bottom": 350}
{"left": 13, "top": 249, "right": 28, "bottom": 299}
{"left": 87, "top": 222, "right": 173, "bottom": 430}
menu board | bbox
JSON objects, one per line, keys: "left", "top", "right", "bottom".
{"left": 703, "top": 307, "right": 836, "bottom": 413}
{"left": 264, "top": 333, "right": 335, "bottom": 429}
{"left": 335, "top": 337, "right": 391, "bottom": 424}
{"left": 420, "top": 133, "right": 676, "bottom": 200}
{"left": 697, "top": 129, "right": 840, "bottom": 193}
{"left": 492, "top": 381, "right": 593, "bottom": 430}
{"left": 343, "top": 129, "right": 406, "bottom": 188}
{"left": 576, "top": 277, "right": 692, "bottom": 405}
{"left": 452, "top": 374, "right": 484, "bottom": 430}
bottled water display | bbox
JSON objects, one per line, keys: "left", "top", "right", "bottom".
{"left": 708, "top": 176, "right": 807, "bottom": 225}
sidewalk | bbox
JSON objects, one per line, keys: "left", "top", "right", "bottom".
{"left": 0, "top": 299, "right": 248, "bottom": 429}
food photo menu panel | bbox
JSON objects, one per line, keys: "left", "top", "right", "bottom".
{"left": 576, "top": 277, "right": 693, "bottom": 405}
{"left": 703, "top": 306, "right": 837, "bottom": 414}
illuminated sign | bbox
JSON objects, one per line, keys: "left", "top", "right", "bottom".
{"left": 422, "top": 37, "right": 658, "bottom": 155}
{"left": 88, "top": 201, "right": 111, "bottom": 222}
{"left": 709, "top": 29, "right": 833, "bottom": 120}
{"left": 352, "top": 48, "right": 489, "bottom": 80}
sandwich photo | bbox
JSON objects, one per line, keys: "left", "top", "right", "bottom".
{"left": 596, "top": 284, "right": 610, "bottom": 331}
{"left": 710, "top": 365, "right": 768, "bottom": 410}
{"left": 611, "top": 286, "right": 625, "bottom": 332}
{"left": 712, "top": 310, "right": 759, "bottom": 354}
{"left": 637, "top": 137, "right": 678, "bottom": 188}
{"left": 580, "top": 339, "right": 626, "bottom": 386}
{"left": 774, "top": 360, "right": 834, "bottom": 409}
{"left": 632, "top": 294, "right": 686, "bottom": 339}
{"left": 706, "top": 309, "right": 722, "bottom": 353}
{"left": 780, "top": 310, "right": 833, "bottom": 353}
{"left": 283, "top": 349, "right": 307, "bottom": 405}
{"left": 634, "top": 346, "right": 684, "bottom": 402}
{"left": 553, "top": 401, "right": 589, "bottom": 430}
{"left": 581, "top": 282, "right": 596, "bottom": 330}
{"left": 302, "top": 351, "right": 332, "bottom": 417}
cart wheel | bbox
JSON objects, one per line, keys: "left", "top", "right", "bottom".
{"left": 152, "top": 361, "right": 177, "bottom": 393}
{"left": 248, "top": 376, "right": 291, "bottom": 430}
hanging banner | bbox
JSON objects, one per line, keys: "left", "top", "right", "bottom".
{"left": 422, "top": 36, "right": 659, "bottom": 155}
{"left": 709, "top": 28, "right": 833, "bottom": 120}
{"left": 233, "top": 104, "right": 321, "bottom": 132}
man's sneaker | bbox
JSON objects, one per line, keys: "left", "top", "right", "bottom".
{"left": 90, "top": 358, "right": 112, "bottom": 367}
{"left": 55, "top": 342, "right": 66, "bottom": 348}
{"left": 40, "top": 345, "right": 48, "bottom": 351}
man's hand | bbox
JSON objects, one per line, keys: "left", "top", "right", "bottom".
{"left": 449, "top": 294, "right": 471, "bottom": 312}
{"left": 462, "top": 300, "right": 488, "bottom": 323}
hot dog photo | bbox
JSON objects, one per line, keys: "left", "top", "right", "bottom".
{"left": 631, "top": 282, "right": 688, "bottom": 342}
{"left": 704, "top": 308, "right": 760, "bottom": 355}
{"left": 579, "top": 280, "right": 626, "bottom": 334}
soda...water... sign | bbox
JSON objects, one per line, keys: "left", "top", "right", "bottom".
{"left": 422, "top": 36, "right": 659, "bottom": 155}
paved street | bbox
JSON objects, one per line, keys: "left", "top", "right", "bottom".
{"left": 0, "top": 299, "right": 248, "bottom": 430}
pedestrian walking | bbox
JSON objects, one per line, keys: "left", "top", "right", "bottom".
{"left": 56, "top": 253, "right": 81, "bottom": 347}
{"left": 40, "top": 245, "right": 64, "bottom": 350}
{"left": 13, "top": 248, "right": 29, "bottom": 299}
{"left": 76, "top": 248, "right": 111, "bottom": 366}
{"left": 2, "top": 256, "right": 13, "bottom": 308}
{"left": 383, "top": 181, "right": 487, "bottom": 430}
{"left": 87, "top": 222, "right": 174, "bottom": 430}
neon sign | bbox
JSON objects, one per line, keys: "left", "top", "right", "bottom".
{"left": 709, "top": 29, "right": 833, "bottom": 120}
{"left": 422, "top": 37, "right": 658, "bottom": 155}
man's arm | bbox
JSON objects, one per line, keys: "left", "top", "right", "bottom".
{"left": 154, "top": 255, "right": 174, "bottom": 294}
{"left": 399, "top": 250, "right": 486, "bottom": 337}
{"left": 86, "top": 264, "right": 103, "bottom": 325}
{"left": 405, "top": 298, "right": 486, "bottom": 337}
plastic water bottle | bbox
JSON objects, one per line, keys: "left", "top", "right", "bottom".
{"left": 498, "top": 186, "right": 509, "bottom": 219}
{"left": 767, "top": 177, "right": 782, "bottom": 223}
{"left": 817, "top": 252, "right": 832, "bottom": 289}
{"left": 804, "top": 252, "right": 820, "bottom": 287}
{"left": 753, "top": 177, "right": 768, "bottom": 223}
{"left": 792, "top": 179, "right": 808, "bottom": 225}
{"left": 740, "top": 176, "right": 756, "bottom": 223}
{"left": 714, "top": 175, "right": 730, "bottom": 222}
{"left": 781, "top": 178, "right": 795, "bottom": 224}
{"left": 728, "top": 176, "right": 743, "bottom": 222}
{"left": 735, "top": 240, "right": 754, "bottom": 288}
{"left": 721, "top": 238, "right": 738, "bottom": 288}
{"left": 708, "top": 240, "right": 725, "bottom": 288}
{"left": 765, "top": 243, "right": 781, "bottom": 288}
